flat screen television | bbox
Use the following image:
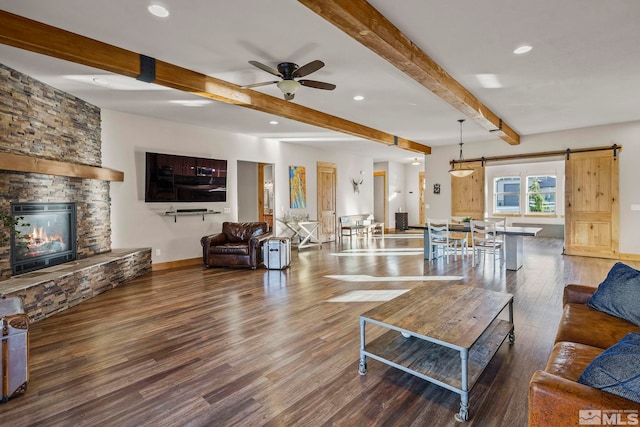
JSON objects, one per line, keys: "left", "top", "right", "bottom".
{"left": 145, "top": 152, "right": 228, "bottom": 202}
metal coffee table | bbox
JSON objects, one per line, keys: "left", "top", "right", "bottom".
{"left": 358, "top": 284, "right": 514, "bottom": 422}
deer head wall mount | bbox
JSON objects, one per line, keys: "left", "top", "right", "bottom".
{"left": 351, "top": 171, "right": 364, "bottom": 193}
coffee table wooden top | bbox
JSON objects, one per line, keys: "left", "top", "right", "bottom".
{"left": 360, "top": 284, "right": 513, "bottom": 350}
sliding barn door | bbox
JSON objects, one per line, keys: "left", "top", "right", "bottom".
{"left": 451, "top": 161, "right": 485, "bottom": 220}
{"left": 565, "top": 150, "right": 619, "bottom": 258}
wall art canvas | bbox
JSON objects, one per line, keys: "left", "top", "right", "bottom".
{"left": 289, "top": 166, "right": 307, "bottom": 208}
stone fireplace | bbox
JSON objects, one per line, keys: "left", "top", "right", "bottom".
{"left": 11, "top": 202, "right": 77, "bottom": 275}
{"left": 0, "top": 63, "right": 109, "bottom": 280}
{"left": 0, "top": 63, "right": 151, "bottom": 323}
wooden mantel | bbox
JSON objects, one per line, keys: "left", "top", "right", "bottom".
{"left": 0, "top": 152, "right": 124, "bottom": 181}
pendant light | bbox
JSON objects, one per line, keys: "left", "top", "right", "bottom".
{"left": 449, "top": 119, "right": 474, "bottom": 177}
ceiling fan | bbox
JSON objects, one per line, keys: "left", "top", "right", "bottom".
{"left": 243, "top": 60, "right": 336, "bottom": 100}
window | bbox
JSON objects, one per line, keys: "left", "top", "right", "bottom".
{"left": 494, "top": 177, "right": 521, "bottom": 214}
{"left": 527, "top": 175, "right": 556, "bottom": 214}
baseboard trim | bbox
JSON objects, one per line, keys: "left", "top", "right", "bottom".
{"left": 152, "top": 257, "right": 202, "bottom": 271}
{"left": 619, "top": 253, "right": 640, "bottom": 262}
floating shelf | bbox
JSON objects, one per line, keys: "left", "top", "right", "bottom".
{"left": 161, "top": 210, "right": 222, "bottom": 222}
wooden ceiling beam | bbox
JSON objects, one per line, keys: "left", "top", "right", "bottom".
{"left": 299, "top": 0, "right": 520, "bottom": 145}
{"left": 0, "top": 10, "right": 430, "bottom": 155}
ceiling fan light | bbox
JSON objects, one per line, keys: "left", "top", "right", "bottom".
{"left": 277, "top": 79, "right": 301, "bottom": 96}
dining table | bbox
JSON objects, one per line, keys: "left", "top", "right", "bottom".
{"left": 409, "top": 223, "right": 542, "bottom": 270}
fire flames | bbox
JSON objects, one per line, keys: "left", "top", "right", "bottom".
{"left": 25, "top": 226, "right": 66, "bottom": 254}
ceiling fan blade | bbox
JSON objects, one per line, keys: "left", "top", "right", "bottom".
{"left": 241, "top": 80, "right": 279, "bottom": 89}
{"left": 248, "top": 61, "right": 283, "bottom": 78}
{"left": 299, "top": 79, "right": 336, "bottom": 90}
{"left": 292, "top": 60, "right": 325, "bottom": 78}
{"left": 284, "top": 93, "right": 295, "bottom": 101}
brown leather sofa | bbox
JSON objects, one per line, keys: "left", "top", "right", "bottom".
{"left": 201, "top": 222, "right": 272, "bottom": 269}
{"left": 529, "top": 284, "right": 640, "bottom": 426}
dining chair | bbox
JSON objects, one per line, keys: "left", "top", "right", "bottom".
{"left": 484, "top": 217, "right": 506, "bottom": 261}
{"left": 470, "top": 220, "right": 504, "bottom": 266}
{"left": 427, "top": 218, "right": 465, "bottom": 263}
{"left": 450, "top": 216, "right": 470, "bottom": 258}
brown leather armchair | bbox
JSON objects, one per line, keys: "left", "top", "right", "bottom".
{"left": 201, "top": 222, "right": 272, "bottom": 269}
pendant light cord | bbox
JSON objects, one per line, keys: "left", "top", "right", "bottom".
{"left": 457, "top": 119, "right": 465, "bottom": 164}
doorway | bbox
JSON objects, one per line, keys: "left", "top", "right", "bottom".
{"left": 237, "top": 160, "right": 275, "bottom": 226}
{"left": 259, "top": 163, "right": 274, "bottom": 230}
{"left": 419, "top": 171, "right": 425, "bottom": 224}
{"left": 374, "top": 171, "right": 387, "bottom": 230}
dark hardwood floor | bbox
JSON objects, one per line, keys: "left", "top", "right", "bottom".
{"left": 0, "top": 234, "right": 633, "bottom": 426}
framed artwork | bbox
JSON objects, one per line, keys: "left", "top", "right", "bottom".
{"left": 433, "top": 183, "right": 441, "bottom": 194}
{"left": 289, "top": 165, "right": 307, "bottom": 208}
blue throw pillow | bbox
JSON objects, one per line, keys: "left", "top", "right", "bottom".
{"left": 578, "top": 332, "right": 640, "bottom": 403}
{"left": 588, "top": 262, "right": 640, "bottom": 327}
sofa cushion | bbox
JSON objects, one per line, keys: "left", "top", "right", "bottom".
{"left": 578, "top": 332, "right": 640, "bottom": 404}
{"left": 588, "top": 262, "right": 640, "bottom": 327}
{"left": 222, "top": 222, "right": 268, "bottom": 242}
{"left": 554, "top": 303, "right": 640, "bottom": 349}
{"left": 545, "top": 341, "right": 604, "bottom": 382}
{"left": 209, "top": 243, "right": 250, "bottom": 256}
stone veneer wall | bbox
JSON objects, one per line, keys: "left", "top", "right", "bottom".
{"left": 0, "top": 63, "right": 110, "bottom": 279}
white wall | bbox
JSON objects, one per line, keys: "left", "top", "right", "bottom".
{"left": 424, "top": 120, "right": 640, "bottom": 255}
{"left": 101, "top": 109, "right": 379, "bottom": 263}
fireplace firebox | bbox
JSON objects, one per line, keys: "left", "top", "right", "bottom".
{"left": 11, "top": 202, "right": 77, "bottom": 275}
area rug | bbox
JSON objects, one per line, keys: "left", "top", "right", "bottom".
{"left": 327, "top": 289, "right": 410, "bottom": 302}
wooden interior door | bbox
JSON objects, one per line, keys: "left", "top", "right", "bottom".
{"left": 419, "top": 171, "right": 425, "bottom": 224}
{"left": 317, "top": 162, "right": 337, "bottom": 242}
{"left": 451, "top": 161, "right": 485, "bottom": 220}
{"left": 565, "top": 150, "right": 619, "bottom": 258}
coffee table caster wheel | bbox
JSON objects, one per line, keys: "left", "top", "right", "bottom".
{"left": 509, "top": 330, "right": 515, "bottom": 344}
{"left": 455, "top": 402, "right": 469, "bottom": 422}
{"left": 358, "top": 362, "right": 367, "bottom": 375}
{"left": 454, "top": 410, "right": 469, "bottom": 422}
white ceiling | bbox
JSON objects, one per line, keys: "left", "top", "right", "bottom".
{"left": 1, "top": 0, "right": 639, "bottom": 163}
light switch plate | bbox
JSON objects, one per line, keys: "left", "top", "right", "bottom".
{"left": 223, "top": 207, "right": 231, "bottom": 214}
{"left": 631, "top": 204, "right": 640, "bottom": 211}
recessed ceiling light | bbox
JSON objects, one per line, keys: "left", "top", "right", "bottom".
{"left": 269, "top": 120, "right": 279, "bottom": 125}
{"left": 513, "top": 45, "right": 532, "bottom": 55}
{"left": 169, "top": 100, "right": 212, "bottom": 107}
{"left": 353, "top": 95, "right": 364, "bottom": 101}
{"left": 92, "top": 77, "right": 109, "bottom": 86}
{"left": 148, "top": 4, "right": 169, "bottom": 18}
